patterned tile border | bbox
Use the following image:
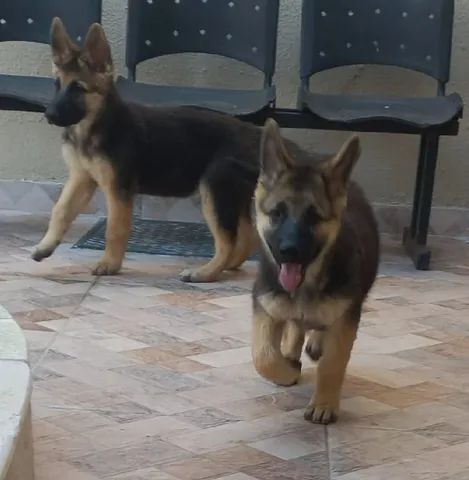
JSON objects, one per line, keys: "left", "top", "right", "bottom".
{"left": 0, "top": 304, "right": 34, "bottom": 480}
{"left": 1, "top": 179, "right": 469, "bottom": 237}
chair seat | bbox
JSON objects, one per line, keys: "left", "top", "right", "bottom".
{"left": 0, "top": 74, "right": 55, "bottom": 112}
{"left": 116, "top": 76, "right": 275, "bottom": 116}
{"left": 298, "top": 88, "right": 463, "bottom": 129}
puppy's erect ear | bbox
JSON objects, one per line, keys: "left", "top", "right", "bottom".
{"left": 259, "top": 119, "right": 294, "bottom": 183}
{"left": 322, "top": 135, "right": 361, "bottom": 197}
{"left": 81, "top": 23, "right": 113, "bottom": 74}
{"left": 50, "top": 17, "right": 78, "bottom": 66}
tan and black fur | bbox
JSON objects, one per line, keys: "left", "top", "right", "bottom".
{"left": 252, "top": 120, "right": 379, "bottom": 424}
{"left": 33, "top": 18, "right": 261, "bottom": 282}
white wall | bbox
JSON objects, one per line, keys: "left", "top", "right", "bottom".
{"left": 0, "top": 0, "right": 468, "bottom": 207}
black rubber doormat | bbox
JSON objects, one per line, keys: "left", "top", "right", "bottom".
{"left": 73, "top": 217, "right": 258, "bottom": 259}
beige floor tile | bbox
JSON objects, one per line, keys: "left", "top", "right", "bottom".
{"left": 189, "top": 347, "right": 252, "bottom": 367}
{"left": 354, "top": 332, "right": 441, "bottom": 355}
{"left": 249, "top": 432, "right": 324, "bottom": 460}
{"left": 340, "top": 396, "right": 397, "bottom": 418}
{"left": 347, "top": 364, "right": 427, "bottom": 388}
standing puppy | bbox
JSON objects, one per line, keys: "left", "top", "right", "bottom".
{"left": 33, "top": 18, "right": 261, "bottom": 282}
{"left": 252, "top": 120, "right": 379, "bottom": 424}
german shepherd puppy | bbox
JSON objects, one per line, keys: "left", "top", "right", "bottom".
{"left": 32, "top": 18, "right": 261, "bottom": 282}
{"left": 252, "top": 120, "right": 379, "bottom": 424}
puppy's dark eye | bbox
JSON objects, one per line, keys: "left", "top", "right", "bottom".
{"left": 304, "top": 205, "right": 321, "bottom": 225}
{"left": 70, "top": 81, "right": 86, "bottom": 93}
{"left": 269, "top": 202, "right": 286, "bottom": 222}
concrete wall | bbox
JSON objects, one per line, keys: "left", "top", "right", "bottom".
{"left": 0, "top": 0, "right": 468, "bottom": 208}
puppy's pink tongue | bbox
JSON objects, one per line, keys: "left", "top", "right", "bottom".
{"left": 279, "top": 263, "right": 303, "bottom": 293}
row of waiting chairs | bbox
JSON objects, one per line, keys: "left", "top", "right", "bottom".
{"left": 0, "top": 0, "right": 463, "bottom": 270}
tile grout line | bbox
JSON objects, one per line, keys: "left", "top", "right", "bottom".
{"left": 31, "top": 274, "right": 100, "bottom": 375}
{"left": 325, "top": 424, "right": 333, "bottom": 480}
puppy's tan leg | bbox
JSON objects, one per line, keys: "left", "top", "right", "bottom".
{"left": 180, "top": 185, "right": 234, "bottom": 283}
{"left": 304, "top": 316, "right": 358, "bottom": 424}
{"left": 32, "top": 171, "right": 96, "bottom": 262}
{"left": 252, "top": 310, "right": 302, "bottom": 387}
{"left": 227, "top": 217, "right": 258, "bottom": 270}
{"left": 281, "top": 321, "right": 305, "bottom": 363}
{"left": 93, "top": 188, "right": 133, "bottom": 276}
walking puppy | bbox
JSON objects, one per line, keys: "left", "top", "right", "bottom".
{"left": 33, "top": 18, "right": 260, "bottom": 282}
{"left": 252, "top": 120, "right": 379, "bottom": 424}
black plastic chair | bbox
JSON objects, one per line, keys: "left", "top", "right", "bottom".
{"left": 0, "top": 0, "right": 102, "bottom": 113}
{"left": 117, "top": 0, "right": 279, "bottom": 117}
{"left": 291, "top": 0, "right": 463, "bottom": 270}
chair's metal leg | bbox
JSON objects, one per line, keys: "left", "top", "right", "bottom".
{"left": 416, "top": 134, "right": 440, "bottom": 244}
{"left": 408, "top": 136, "right": 426, "bottom": 238}
{"left": 404, "top": 133, "right": 440, "bottom": 271}
{"left": 402, "top": 135, "right": 426, "bottom": 247}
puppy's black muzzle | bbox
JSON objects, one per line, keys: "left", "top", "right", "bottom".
{"left": 270, "top": 218, "right": 314, "bottom": 266}
{"left": 45, "top": 82, "right": 86, "bottom": 127}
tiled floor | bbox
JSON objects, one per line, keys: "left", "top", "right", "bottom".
{"left": 2, "top": 211, "right": 469, "bottom": 479}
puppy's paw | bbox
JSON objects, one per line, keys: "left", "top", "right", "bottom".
{"left": 254, "top": 355, "right": 302, "bottom": 387}
{"left": 305, "top": 333, "right": 323, "bottom": 362}
{"left": 286, "top": 358, "right": 302, "bottom": 371}
{"left": 179, "top": 268, "right": 217, "bottom": 283}
{"left": 31, "top": 245, "right": 55, "bottom": 262}
{"left": 304, "top": 403, "right": 338, "bottom": 425}
{"left": 92, "top": 260, "right": 121, "bottom": 276}
{"left": 272, "top": 359, "right": 302, "bottom": 387}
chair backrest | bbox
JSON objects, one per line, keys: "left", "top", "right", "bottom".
{"left": 126, "top": 0, "right": 280, "bottom": 83}
{"left": 0, "top": 0, "right": 102, "bottom": 45}
{"left": 300, "top": 0, "right": 455, "bottom": 86}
